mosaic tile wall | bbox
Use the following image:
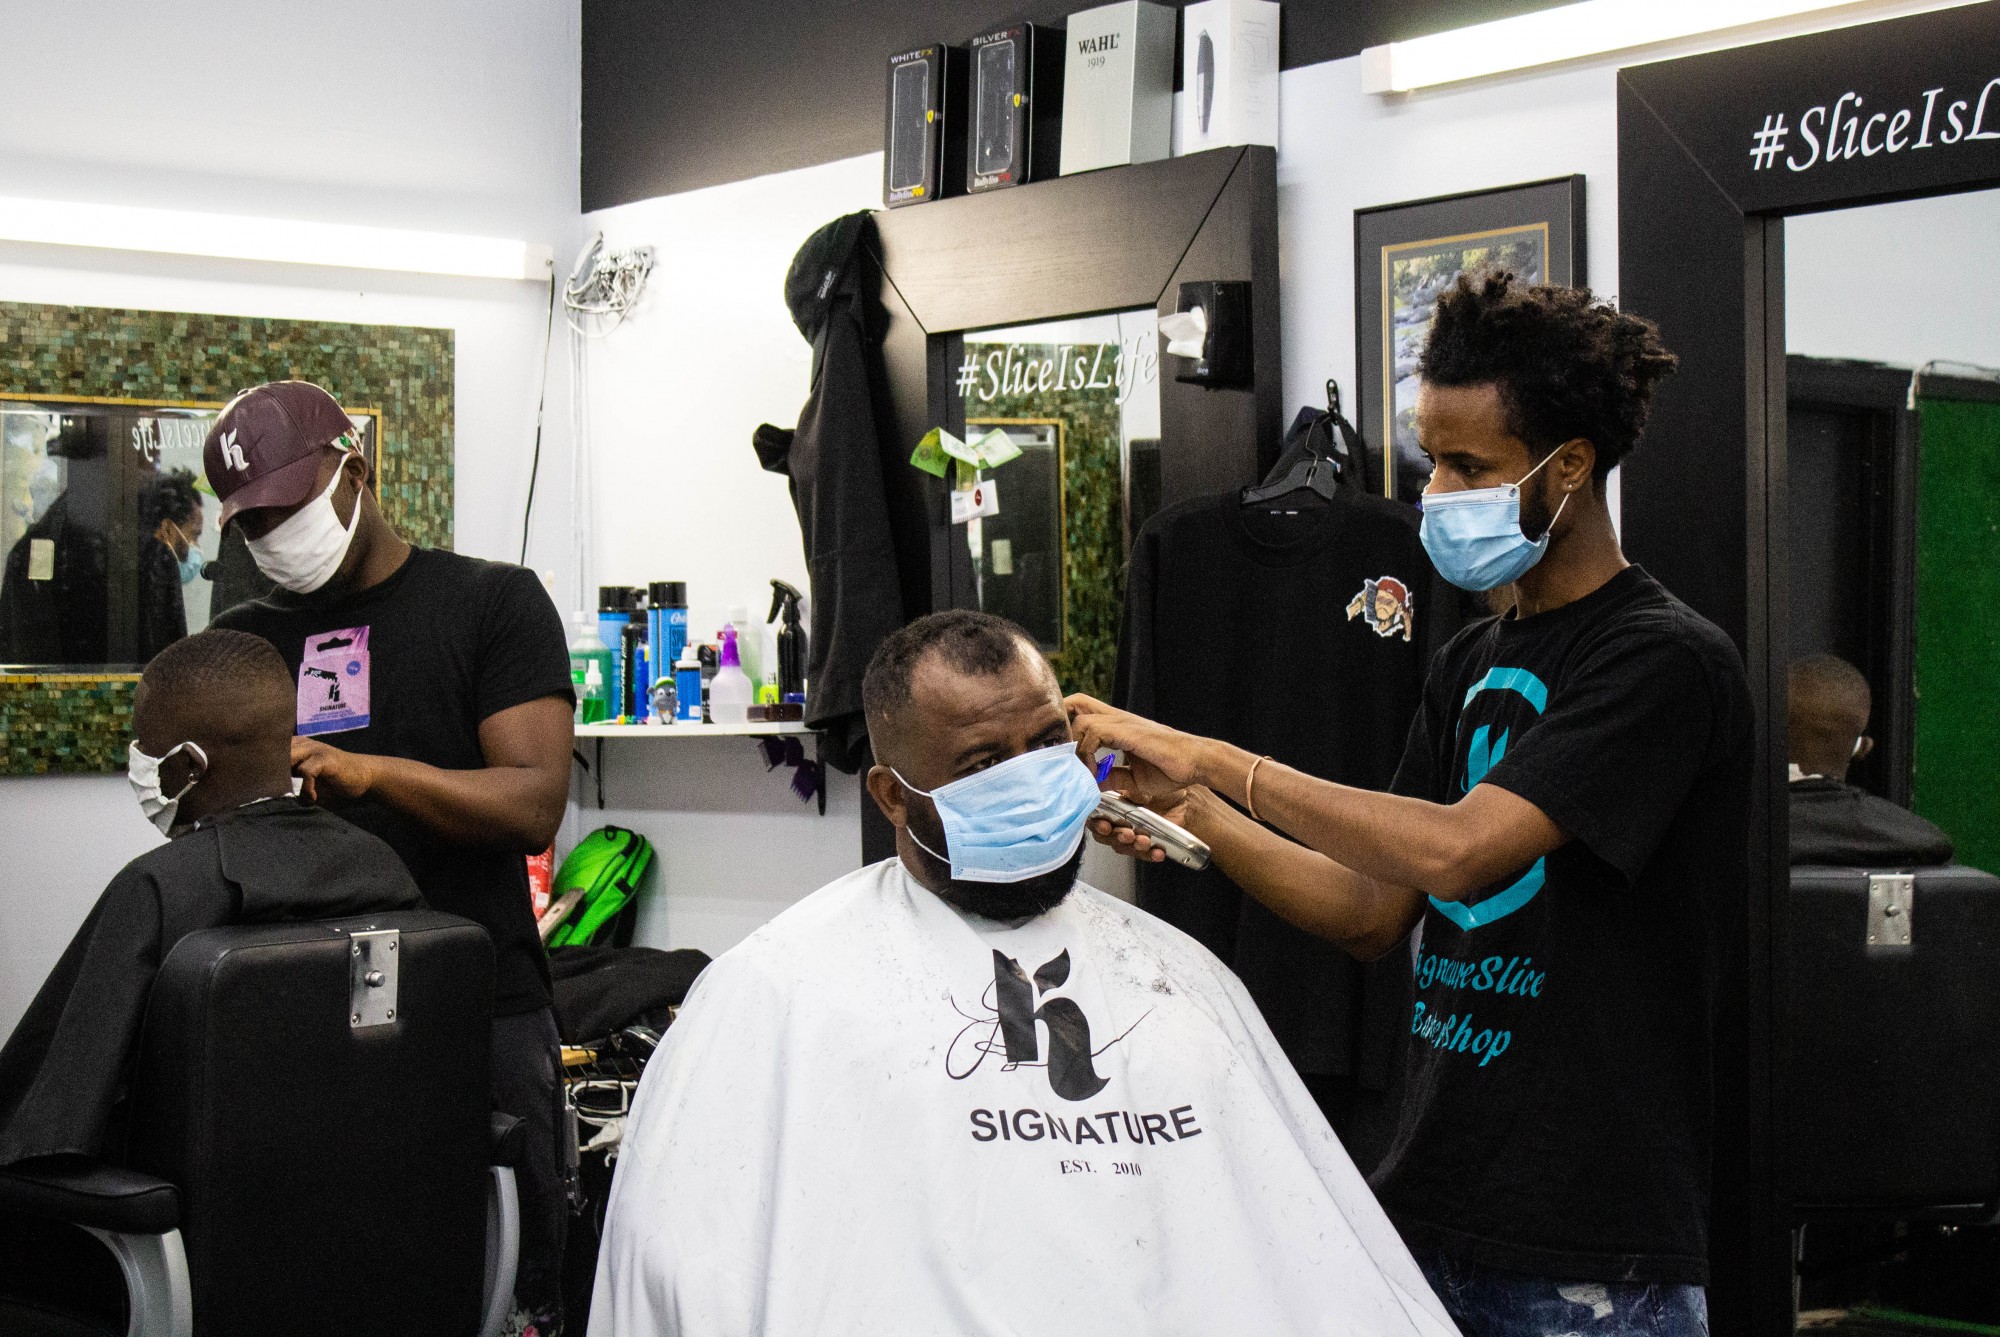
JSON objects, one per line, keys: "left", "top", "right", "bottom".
{"left": 0, "top": 302, "right": 454, "bottom": 775}
{"left": 1, "top": 673, "right": 139, "bottom": 774}
{"left": 969, "top": 343, "right": 1125, "bottom": 703}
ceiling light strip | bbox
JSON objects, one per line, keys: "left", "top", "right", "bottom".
{"left": 0, "top": 196, "right": 554, "bottom": 280}
{"left": 1362, "top": 0, "right": 1926, "bottom": 94}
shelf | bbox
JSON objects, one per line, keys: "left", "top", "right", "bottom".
{"left": 575, "top": 721, "right": 813, "bottom": 739}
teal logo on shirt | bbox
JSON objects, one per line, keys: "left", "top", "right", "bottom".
{"left": 1433, "top": 667, "right": 1549, "bottom": 932}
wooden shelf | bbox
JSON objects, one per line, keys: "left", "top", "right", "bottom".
{"left": 574, "top": 721, "right": 812, "bottom": 739}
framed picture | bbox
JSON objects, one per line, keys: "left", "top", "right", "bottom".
{"left": 1355, "top": 176, "right": 1585, "bottom": 501}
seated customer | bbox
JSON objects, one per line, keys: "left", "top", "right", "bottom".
{"left": 0, "top": 629, "right": 421, "bottom": 1167}
{"left": 590, "top": 612, "right": 1454, "bottom": 1337}
{"left": 1789, "top": 653, "right": 1952, "bottom": 866}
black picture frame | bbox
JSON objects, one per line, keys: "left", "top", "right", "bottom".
{"left": 1354, "top": 176, "right": 1585, "bottom": 500}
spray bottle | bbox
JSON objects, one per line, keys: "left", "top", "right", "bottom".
{"left": 674, "top": 642, "right": 704, "bottom": 723}
{"left": 709, "top": 625, "right": 755, "bottom": 724}
{"left": 769, "top": 579, "right": 807, "bottom": 704}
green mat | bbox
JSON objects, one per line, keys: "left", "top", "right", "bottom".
{"left": 1913, "top": 396, "right": 2000, "bottom": 875}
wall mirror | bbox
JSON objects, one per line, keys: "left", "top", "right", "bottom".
{"left": 0, "top": 301, "right": 452, "bottom": 776}
{"left": 2, "top": 400, "right": 378, "bottom": 668}
{"left": 859, "top": 144, "right": 1280, "bottom": 857}
{"left": 959, "top": 309, "right": 1162, "bottom": 690}
{"left": 1618, "top": 7, "right": 2000, "bottom": 1327}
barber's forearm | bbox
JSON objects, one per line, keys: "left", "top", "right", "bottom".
{"left": 1184, "top": 788, "right": 1424, "bottom": 959}
{"left": 362, "top": 756, "right": 566, "bottom": 852}
{"left": 1186, "top": 740, "right": 1482, "bottom": 899}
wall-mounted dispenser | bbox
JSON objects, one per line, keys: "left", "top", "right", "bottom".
{"left": 1166, "top": 281, "right": 1252, "bottom": 390}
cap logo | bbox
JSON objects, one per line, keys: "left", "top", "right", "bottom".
{"left": 217, "top": 429, "right": 249, "bottom": 473}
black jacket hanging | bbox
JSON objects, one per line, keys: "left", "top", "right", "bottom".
{"left": 753, "top": 212, "right": 912, "bottom": 772}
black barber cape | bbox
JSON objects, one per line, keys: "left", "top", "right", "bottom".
{"left": 0, "top": 799, "right": 421, "bottom": 1166}
{"left": 1790, "top": 776, "right": 1955, "bottom": 866}
{"left": 1120, "top": 480, "right": 1460, "bottom": 1122}
{"left": 1375, "top": 566, "right": 1753, "bottom": 1285}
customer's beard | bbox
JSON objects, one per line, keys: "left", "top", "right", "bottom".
{"left": 907, "top": 805, "right": 1084, "bottom": 921}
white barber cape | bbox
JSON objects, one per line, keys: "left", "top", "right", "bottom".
{"left": 589, "top": 859, "right": 1457, "bottom": 1337}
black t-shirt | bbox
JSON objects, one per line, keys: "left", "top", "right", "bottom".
{"left": 214, "top": 548, "right": 574, "bottom": 1015}
{"left": 1120, "top": 486, "right": 1462, "bottom": 1087}
{"left": 1370, "top": 566, "right": 1752, "bottom": 1285}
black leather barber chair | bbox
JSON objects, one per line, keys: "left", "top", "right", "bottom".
{"left": 0, "top": 910, "right": 520, "bottom": 1337}
{"left": 1788, "top": 864, "right": 2000, "bottom": 1220}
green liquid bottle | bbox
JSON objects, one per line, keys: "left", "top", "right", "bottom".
{"left": 579, "top": 659, "right": 609, "bottom": 725}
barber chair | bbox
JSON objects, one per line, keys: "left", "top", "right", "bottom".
{"left": 1787, "top": 864, "right": 2000, "bottom": 1220}
{"left": 0, "top": 910, "right": 520, "bottom": 1337}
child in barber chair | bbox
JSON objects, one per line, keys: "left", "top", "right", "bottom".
{"left": 0, "top": 628, "right": 423, "bottom": 1169}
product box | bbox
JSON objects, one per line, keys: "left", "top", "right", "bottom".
{"left": 967, "top": 22, "right": 1067, "bottom": 192}
{"left": 1180, "top": 0, "right": 1280, "bottom": 152}
{"left": 1058, "top": 0, "right": 1176, "bottom": 175}
{"left": 883, "top": 43, "right": 969, "bottom": 207}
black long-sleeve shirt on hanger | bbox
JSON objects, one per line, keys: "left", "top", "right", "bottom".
{"left": 1119, "top": 482, "right": 1462, "bottom": 1098}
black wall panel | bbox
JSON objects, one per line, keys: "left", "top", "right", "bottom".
{"left": 581, "top": 0, "right": 1567, "bottom": 209}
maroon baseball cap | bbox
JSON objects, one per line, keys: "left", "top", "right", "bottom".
{"left": 204, "top": 380, "right": 357, "bottom": 526}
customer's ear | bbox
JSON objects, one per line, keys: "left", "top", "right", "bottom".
{"left": 864, "top": 764, "right": 908, "bottom": 827}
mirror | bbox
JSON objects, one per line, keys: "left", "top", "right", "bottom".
{"left": 1, "top": 399, "right": 377, "bottom": 668}
{"left": 959, "top": 309, "right": 1161, "bottom": 698}
{"left": 1784, "top": 186, "right": 2000, "bottom": 872}
{"left": 1784, "top": 185, "right": 2000, "bottom": 1319}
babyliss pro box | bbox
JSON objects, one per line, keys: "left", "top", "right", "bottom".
{"left": 1180, "top": 0, "right": 1279, "bottom": 153}
{"left": 884, "top": 43, "right": 969, "bottom": 207}
{"left": 967, "top": 23, "right": 1067, "bottom": 193}
{"left": 1058, "top": 0, "right": 1175, "bottom": 175}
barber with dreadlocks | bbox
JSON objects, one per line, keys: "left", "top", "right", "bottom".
{"left": 1072, "top": 275, "right": 1752, "bottom": 1336}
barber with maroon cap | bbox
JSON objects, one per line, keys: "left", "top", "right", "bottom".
{"left": 204, "top": 380, "right": 574, "bottom": 1336}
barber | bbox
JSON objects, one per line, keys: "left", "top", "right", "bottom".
{"left": 1073, "top": 276, "right": 1752, "bottom": 1336}
{"left": 203, "top": 381, "right": 574, "bottom": 1335}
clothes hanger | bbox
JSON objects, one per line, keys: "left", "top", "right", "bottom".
{"left": 1239, "top": 380, "right": 1348, "bottom": 511}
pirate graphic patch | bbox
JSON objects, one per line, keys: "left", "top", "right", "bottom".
{"left": 1347, "top": 576, "right": 1414, "bottom": 642}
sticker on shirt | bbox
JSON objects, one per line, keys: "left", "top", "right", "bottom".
{"left": 1346, "top": 575, "right": 1414, "bottom": 642}
{"left": 297, "top": 626, "right": 371, "bottom": 736}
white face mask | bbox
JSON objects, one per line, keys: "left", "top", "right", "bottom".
{"left": 243, "top": 455, "right": 361, "bottom": 594}
{"left": 128, "top": 740, "right": 209, "bottom": 835}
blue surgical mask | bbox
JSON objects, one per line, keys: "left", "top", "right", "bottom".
{"left": 894, "top": 744, "right": 1102, "bottom": 884}
{"left": 1419, "top": 449, "right": 1572, "bottom": 592}
{"left": 163, "top": 521, "right": 205, "bottom": 585}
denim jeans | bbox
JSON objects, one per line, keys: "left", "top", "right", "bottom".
{"left": 1415, "top": 1249, "right": 1710, "bottom": 1337}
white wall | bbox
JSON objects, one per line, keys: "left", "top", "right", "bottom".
{"left": 1787, "top": 188, "right": 2000, "bottom": 369}
{"left": 0, "top": 0, "right": 581, "bottom": 1035}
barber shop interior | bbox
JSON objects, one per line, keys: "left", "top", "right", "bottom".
{"left": 4, "top": 2, "right": 1999, "bottom": 1335}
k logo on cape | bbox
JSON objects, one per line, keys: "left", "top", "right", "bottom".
{"left": 946, "top": 949, "right": 1146, "bottom": 1101}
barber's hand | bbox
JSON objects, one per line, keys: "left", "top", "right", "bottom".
{"left": 1066, "top": 694, "right": 1207, "bottom": 792}
{"left": 291, "top": 737, "right": 379, "bottom": 804}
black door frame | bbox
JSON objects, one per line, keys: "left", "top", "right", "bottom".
{"left": 1618, "top": 7, "right": 2000, "bottom": 1328}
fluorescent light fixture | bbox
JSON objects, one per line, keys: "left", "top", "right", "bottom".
{"left": 0, "top": 196, "right": 554, "bottom": 280}
{"left": 1362, "top": 0, "right": 1897, "bottom": 94}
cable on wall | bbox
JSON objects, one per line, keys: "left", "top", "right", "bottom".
{"left": 563, "top": 233, "right": 655, "bottom": 338}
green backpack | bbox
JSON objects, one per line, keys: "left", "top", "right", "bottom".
{"left": 546, "top": 826, "right": 655, "bottom": 948}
